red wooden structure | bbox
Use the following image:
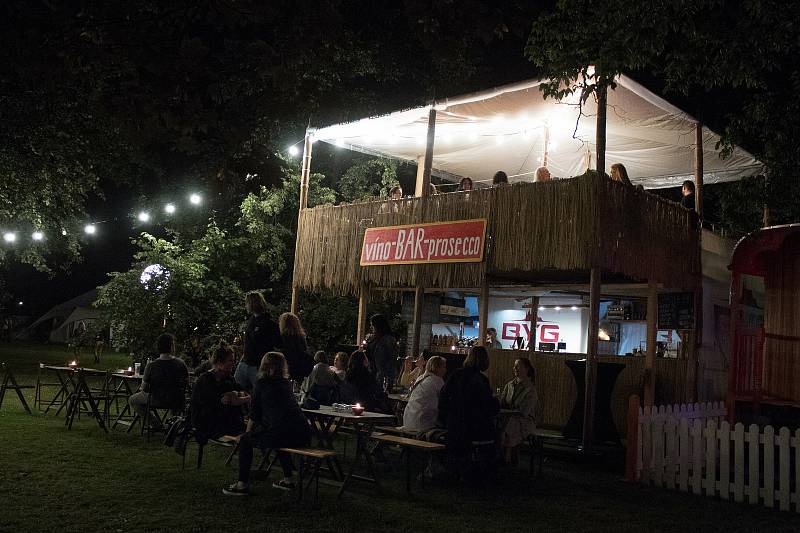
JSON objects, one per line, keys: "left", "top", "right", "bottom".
{"left": 728, "top": 224, "right": 800, "bottom": 420}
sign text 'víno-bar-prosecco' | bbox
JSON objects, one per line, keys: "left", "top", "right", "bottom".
{"left": 360, "top": 219, "right": 487, "bottom": 266}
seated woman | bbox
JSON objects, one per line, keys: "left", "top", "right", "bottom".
{"left": 190, "top": 344, "right": 249, "bottom": 444}
{"left": 223, "top": 352, "right": 311, "bottom": 496}
{"left": 499, "top": 358, "right": 538, "bottom": 463}
{"left": 397, "top": 355, "right": 425, "bottom": 389}
{"left": 339, "top": 350, "right": 390, "bottom": 413}
{"left": 331, "top": 351, "right": 347, "bottom": 380}
{"left": 302, "top": 351, "right": 341, "bottom": 405}
{"left": 402, "top": 356, "right": 447, "bottom": 433}
{"left": 438, "top": 346, "right": 499, "bottom": 455}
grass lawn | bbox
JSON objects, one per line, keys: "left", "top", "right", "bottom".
{"left": 1, "top": 342, "right": 798, "bottom": 533}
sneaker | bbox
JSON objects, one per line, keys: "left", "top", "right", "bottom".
{"left": 222, "top": 483, "right": 249, "bottom": 496}
{"left": 272, "top": 479, "right": 296, "bottom": 491}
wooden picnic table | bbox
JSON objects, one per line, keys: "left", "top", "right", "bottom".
{"left": 41, "top": 365, "right": 78, "bottom": 416}
{"left": 107, "top": 373, "right": 143, "bottom": 429}
{"left": 302, "top": 405, "right": 395, "bottom": 497}
{"left": 64, "top": 367, "right": 108, "bottom": 433}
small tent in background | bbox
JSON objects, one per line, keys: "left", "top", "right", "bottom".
{"left": 20, "top": 289, "right": 107, "bottom": 343}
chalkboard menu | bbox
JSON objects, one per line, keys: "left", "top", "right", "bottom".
{"left": 657, "top": 292, "right": 694, "bottom": 330}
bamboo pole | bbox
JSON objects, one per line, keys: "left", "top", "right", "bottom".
{"left": 478, "top": 282, "right": 490, "bottom": 347}
{"left": 357, "top": 285, "right": 368, "bottom": 346}
{"left": 410, "top": 109, "right": 436, "bottom": 356}
{"left": 529, "top": 296, "right": 539, "bottom": 351}
{"left": 595, "top": 84, "right": 608, "bottom": 176}
{"left": 644, "top": 282, "right": 658, "bottom": 407}
{"left": 291, "top": 132, "right": 313, "bottom": 315}
{"left": 694, "top": 122, "right": 704, "bottom": 219}
{"left": 582, "top": 267, "right": 601, "bottom": 449}
{"left": 543, "top": 125, "right": 550, "bottom": 168}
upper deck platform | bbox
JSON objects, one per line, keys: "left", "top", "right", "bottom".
{"left": 293, "top": 174, "right": 700, "bottom": 295}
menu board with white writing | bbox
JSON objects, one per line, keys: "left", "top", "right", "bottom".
{"left": 657, "top": 292, "right": 694, "bottom": 330}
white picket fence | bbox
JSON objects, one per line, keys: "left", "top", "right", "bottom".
{"left": 634, "top": 402, "right": 800, "bottom": 513}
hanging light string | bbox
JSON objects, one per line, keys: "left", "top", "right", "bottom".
{"left": 1, "top": 191, "right": 205, "bottom": 245}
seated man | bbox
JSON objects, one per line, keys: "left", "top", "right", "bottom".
{"left": 129, "top": 333, "right": 189, "bottom": 425}
{"left": 190, "top": 344, "right": 249, "bottom": 444}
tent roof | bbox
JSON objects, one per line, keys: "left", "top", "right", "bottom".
{"left": 312, "top": 75, "right": 763, "bottom": 189}
{"left": 26, "top": 289, "right": 98, "bottom": 331}
{"left": 730, "top": 224, "right": 800, "bottom": 277}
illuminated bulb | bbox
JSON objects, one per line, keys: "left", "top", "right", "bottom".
{"left": 571, "top": 306, "right": 578, "bottom": 311}
{"left": 18, "top": 301, "right": 23, "bottom": 306}
{"left": 538, "top": 306, "right": 546, "bottom": 311}
{"left": 3, "top": 232, "right": 16, "bottom": 243}
{"left": 287, "top": 145, "right": 300, "bottom": 157}
{"left": 189, "top": 193, "right": 202, "bottom": 205}
{"left": 451, "top": 345, "right": 456, "bottom": 351}
{"left": 554, "top": 306, "right": 562, "bottom": 311}
{"left": 84, "top": 224, "right": 96, "bottom": 235}
{"left": 61, "top": 229, "right": 67, "bottom": 236}
{"left": 137, "top": 211, "right": 150, "bottom": 223}
{"left": 32, "top": 231, "right": 44, "bottom": 241}
{"left": 164, "top": 203, "right": 176, "bottom": 214}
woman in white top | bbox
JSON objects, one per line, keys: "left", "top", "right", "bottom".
{"left": 499, "top": 357, "right": 538, "bottom": 463}
{"left": 402, "top": 356, "right": 447, "bottom": 433}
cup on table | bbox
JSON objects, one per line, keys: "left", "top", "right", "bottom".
{"left": 134, "top": 362, "right": 141, "bottom": 376}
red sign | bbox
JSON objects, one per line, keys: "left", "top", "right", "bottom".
{"left": 360, "top": 219, "right": 487, "bottom": 266}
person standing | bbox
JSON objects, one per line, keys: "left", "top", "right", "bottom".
{"left": 486, "top": 328, "right": 502, "bottom": 349}
{"left": 236, "top": 291, "right": 281, "bottom": 392}
{"left": 534, "top": 166, "right": 552, "bottom": 182}
{"left": 223, "top": 352, "right": 311, "bottom": 496}
{"left": 609, "top": 163, "right": 633, "bottom": 186}
{"left": 364, "top": 314, "right": 398, "bottom": 389}
{"left": 279, "top": 312, "right": 314, "bottom": 384}
{"left": 680, "top": 180, "right": 696, "bottom": 210}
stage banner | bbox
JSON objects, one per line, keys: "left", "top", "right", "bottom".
{"left": 360, "top": 219, "right": 487, "bottom": 266}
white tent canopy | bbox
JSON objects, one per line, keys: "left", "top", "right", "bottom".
{"left": 312, "top": 75, "right": 763, "bottom": 189}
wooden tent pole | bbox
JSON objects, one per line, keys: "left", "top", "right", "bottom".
{"left": 410, "top": 108, "right": 436, "bottom": 356}
{"left": 695, "top": 122, "right": 704, "bottom": 219}
{"left": 529, "top": 296, "right": 539, "bottom": 351}
{"left": 543, "top": 125, "right": 550, "bottom": 168}
{"left": 290, "top": 132, "right": 313, "bottom": 315}
{"left": 357, "top": 285, "right": 368, "bottom": 346}
{"left": 478, "top": 281, "right": 490, "bottom": 347}
{"left": 595, "top": 83, "right": 608, "bottom": 176}
{"left": 644, "top": 282, "right": 658, "bottom": 407}
{"left": 582, "top": 267, "right": 601, "bottom": 449}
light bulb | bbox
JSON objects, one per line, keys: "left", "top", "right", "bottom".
{"left": 137, "top": 211, "right": 150, "bottom": 223}
{"left": 164, "top": 203, "right": 176, "bottom": 214}
{"left": 84, "top": 224, "right": 96, "bottom": 235}
{"left": 288, "top": 145, "right": 300, "bottom": 157}
{"left": 32, "top": 231, "right": 44, "bottom": 241}
{"left": 189, "top": 193, "right": 202, "bottom": 205}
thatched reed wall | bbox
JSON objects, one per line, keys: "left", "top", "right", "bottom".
{"left": 293, "top": 175, "right": 700, "bottom": 296}
{"left": 762, "top": 234, "right": 800, "bottom": 403}
{"left": 484, "top": 349, "right": 689, "bottom": 438}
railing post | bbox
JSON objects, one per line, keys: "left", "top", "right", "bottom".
{"left": 626, "top": 394, "right": 641, "bottom": 481}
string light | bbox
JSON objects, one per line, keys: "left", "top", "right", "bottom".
{"left": 137, "top": 211, "right": 150, "bottom": 223}
{"left": 164, "top": 203, "right": 176, "bottom": 214}
{"left": 3, "top": 232, "right": 16, "bottom": 243}
{"left": 84, "top": 224, "right": 96, "bottom": 235}
{"left": 288, "top": 145, "right": 300, "bottom": 157}
{"left": 32, "top": 231, "right": 44, "bottom": 241}
{"left": 189, "top": 193, "right": 202, "bottom": 205}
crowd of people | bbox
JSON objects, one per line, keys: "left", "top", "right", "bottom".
{"left": 128, "top": 289, "right": 541, "bottom": 495}
{"left": 379, "top": 162, "right": 698, "bottom": 212}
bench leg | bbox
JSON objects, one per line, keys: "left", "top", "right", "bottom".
{"left": 224, "top": 441, "right": 240, "bottom": 466}
{"left": 405, "top": 448, "right": 411, "bottom": 494}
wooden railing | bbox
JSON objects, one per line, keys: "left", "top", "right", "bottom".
{"left": 293, "top": 175, "right": 701, "bottom": 296}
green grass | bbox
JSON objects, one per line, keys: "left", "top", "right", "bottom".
{"left": 1, "top": 342, "right": 798, "bottom": 533}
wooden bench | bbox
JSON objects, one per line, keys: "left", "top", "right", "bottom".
{"left": 374, "top": 425, "right": 416, "bottom": 437}
{"left": 527, "top": 429, "right": 565, "bottom": 476}
{"left": 278, "top": 447, "right": 338, "bottom": 502}
{"left": 371, "top": 433, "right": 446, "bottom": 493}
